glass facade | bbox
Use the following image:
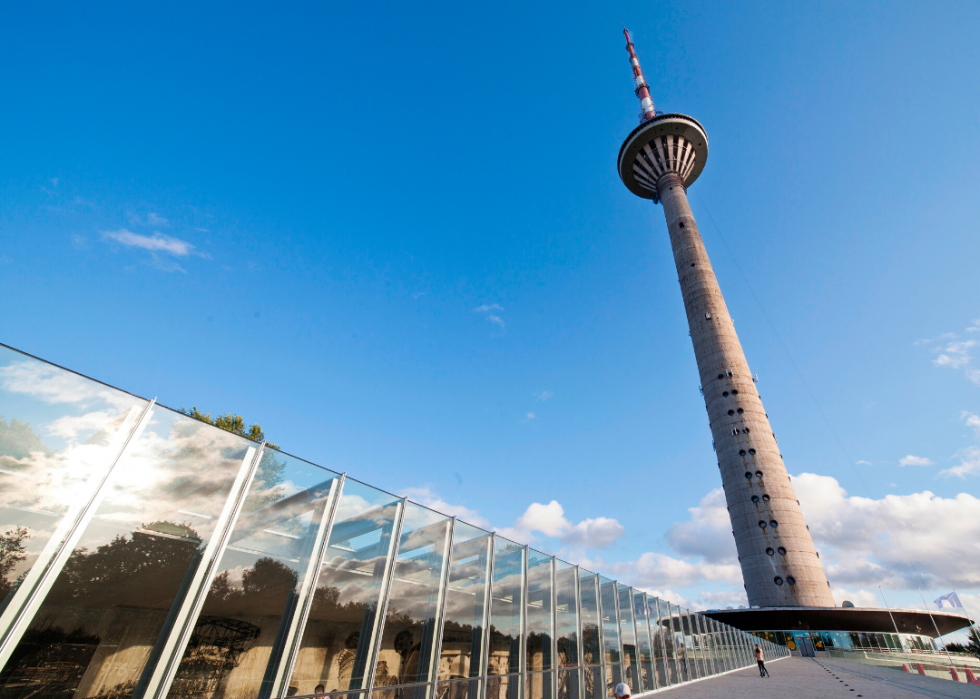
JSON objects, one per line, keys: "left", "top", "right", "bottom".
{"left": 0, "top": 344, "right": 787, "bottom": 698}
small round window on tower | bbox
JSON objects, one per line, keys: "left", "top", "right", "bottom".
{"left": 739, "top": 449, "right": 746, "bottom": 456}
{"left": 758, "top": 520, "right": 767, "bottom": 528}
{"left": 752, "top": 495, "right": 760, "bottom": 503}
{"left": 728, "top": 410, "right": 735, "bottom": 416}
{"left": 749, "top": 449, "right": 756, "bottom": 455}
{"left": 762, "top": 494, "right": 770, "bottom": 502}
{"left": 777, "top": 547, "right": 786, "bottom": 555}
{"left": 679, "top": 222, "right": 685, "bottom": 228}
{"left": 770, "top": 520, "right": 778, "bottom": 528}
{"left": 787, "top": 576, "right": 796, "bottom": 585}
{"left": 737, "top": 408, "right": 744, "bottom": 414}
{"left": 723, "top": 391, "right": 729, "bottom": 397}
{"left": 755, "top": 471, "right": 763, "bottom": 478}
{"left": 766, "top": 547, "right": 775, "bottom": 556}
{"left": 745, "top": 472, "right": 753, "bottom": 479}
{"left": 744, "top": 427, "right": 751, "bottom": 433}
{"left": 717, "top": 374, "right": 724, "bottom": 380}
{"left": 732, "top": 390, "right": 738, "bottom": 395}
{"left": 774, "top": 577, "right": 783, "bottom": 586}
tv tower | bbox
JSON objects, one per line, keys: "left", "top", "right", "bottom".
{"left": 618, "top": 28, "right": 835, "bottom": 608}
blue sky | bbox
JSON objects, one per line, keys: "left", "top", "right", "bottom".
{"left": 2, "top": 1, "right": 979, "bottom": 624}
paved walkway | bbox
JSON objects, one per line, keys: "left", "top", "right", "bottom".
{"left": 653, "top": 656, "right": 979, "bottom": 698}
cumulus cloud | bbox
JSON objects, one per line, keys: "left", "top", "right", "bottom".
{"left": 963, "top": 411, "right": 980, "bottom": 438}
{"left": 497, "top": 500, "right": 625, "bottom": 550}
{"left": 665, "top": 488, "right": 738, "bottom": 564}
{"left": 796, "top": 472, "right": 980, "bottom": 589}
{"left": 899, "top": 455, "right": 934, "bottom": 467}
{"left": 941, "top": 446, "right": 980, "bottom": 478}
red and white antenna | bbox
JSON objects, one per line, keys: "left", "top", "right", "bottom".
{"left": 623, "top": 27, "right": 656, "bottom": 123}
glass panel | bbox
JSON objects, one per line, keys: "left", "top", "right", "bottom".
{"left": 436, "top": 677, "right": 481, "bottom": 699}
{"left": 578, "top": 573, "right": 599, "bottom": 667}
{"left": 374, "top": 502, "right": 453, "bottom": 694}
{"left": 290, "top": 479, "right": 403, "bottom": 695}
{"left": 615, "top": 586, "right": 637, "bottom": 692}
{"left": 487, "top": 537, "right": 523, "bottom": 684}
{"left": 682, "top": 611, "right": 701, "bottom": 679}
{"left": 597, "top": 578, "right": 619, "bottom": 666}
{"left": 668, "top": 604, "right": 688, "bottom": 683}
{"left": 714, "top": 620, "right": 730, "bottom": 672}
{"left": 631, "top": 592, "right": 653, "bottom": 691}
{"left": 0, "top": 404, "right": 254, "bottom": 699}
{"left": 525, "top": 550, "right": 553, "bottom": 672}
{"left": 557, "top": 668, "right": 579, "bottom": 699}
{"left": 526, "top": 670, "right": 554, "bottom": 699}
{"left": 602, "top": 664, "right": 620, "bottom": 699}
{"left": 168, "top": 452, "right": 341, "bottom": 699}
{"left": 581, "top": 666, "right": 601, "bottom": 699}
{"left": 438, "top": 522, "right": 491, "bottom": 688}
{"left": 0, "top": 346, "right": 147, "bottom": 615}
{"left": 649, "top": 599, "right": 669, "bottom": 687}
{"left": 486, "top": 673, "right": 519, "bottom": 699}
{"left": 554, "top": 562, "right": 578, "bottom": 670}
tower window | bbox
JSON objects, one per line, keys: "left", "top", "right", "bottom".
{"left": 749, "top": 449, "right": 756, "bottom": 455}
{"left": 691, "top": 263, "right": 695, "bottom": 267}
{"left": 770, "top": 520, "right": 778, "bottom": 528}
{"left": 705, "top": 312, "right": 712, "bottom": 320}
{"left": 744, "top": 472, "right": 753, "bottom": 479}
{"left": 755, "top": 470, "right": 763, "bottom": 478}
{"left": 737, "top": 408, "right": 744, "bottom": 414}
{"left": 728, "top": 410, "right": 735, "bottom": 416}
{"left": 679, "top": 222, "right": 685, "bottom": 228}
{"left": 762, "top": 494, "right": 770, "bottom": 502}
{"left": 786, "top": 576, "right": 796, "bottom": 585}
{"left": 774, "top": 576, "right": 783, "bottom": 586}
{"left": 717, "top": 374, "right": 724, "bottom": 379}
{"left": 778, "top": 547, "right": 786, "bottom": 555}
{"left": 758, "top": 520, "right": 767, "bottom": 528}
{"left": 752, "top": 495, "right": 760, "bottom": 503}
{"left": 744, "top": 427, "right": 751, "bottom": 433}
{"left": 723, "top": 391, "right": 729, "bottom": 397}
{"left": 739, "top": 449, "right": 746, "bottom": 456}
{"left": 732, "top": 390, "right": 738, "bottom": 395}
{"left": 766, "top": 547, "right": 774, "bottom": 556}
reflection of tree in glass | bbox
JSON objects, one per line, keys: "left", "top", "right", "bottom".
{"left": 45, "top": 522, "right": 201, "bottom": 608}
{"left": 178, "top": 407, "right": 287, "bottom": 509}
{"left": 0, "top": 416, "right": 51, "bottom": 460}
{"left": 0, "top": 526, "right": 30, "bottom": 600}
{"left": 206, "top": 557, "right": 297, "bottom": 617}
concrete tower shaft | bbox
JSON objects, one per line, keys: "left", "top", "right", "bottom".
{"left": 657, "top": 171, "right": 836, "bottom": 608}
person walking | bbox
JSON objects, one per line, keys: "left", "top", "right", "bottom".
{"left": 614, "top": 683, "right": 631, "bottom": 699}
{"left": 754, "top": 644, "right": 769, "bottom": 677}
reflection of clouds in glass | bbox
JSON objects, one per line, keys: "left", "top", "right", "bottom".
{"left": 0, "top": 361, "right": 134, "bottom": 411}
{"left": 47, "top": 410, "right": 115, "bottom": 439}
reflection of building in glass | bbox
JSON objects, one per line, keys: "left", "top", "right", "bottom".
{"left": 0, "top": 344, "right": 786, "bottom": 698}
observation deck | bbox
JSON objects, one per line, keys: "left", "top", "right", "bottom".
{"left": 618, "top": 113, "right": 709, "bottom": 203}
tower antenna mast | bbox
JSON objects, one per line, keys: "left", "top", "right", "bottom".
{"left": 623, "top": 27, "right": 656, "bottom": 123}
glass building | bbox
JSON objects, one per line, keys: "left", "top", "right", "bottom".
{"left": 0, "top": 344, "right": 787, "bottom": 699}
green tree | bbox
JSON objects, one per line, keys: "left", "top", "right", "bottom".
{"left": 968, "top": 625, "right": 980, "bottom": 659}
{"left": 178, "top": 407, "right": 279, "bottom": 450}
{"left": 0, "top": 526, "right": 31, "bottom": 599}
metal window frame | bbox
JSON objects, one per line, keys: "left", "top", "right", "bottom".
{"left": 267, "top": 472, "right": 347, "bottom": 698}
{"left": 365, "top": 497, "right": 408, "bottom": 699}
{"left": 519, "top": 545, "right": 528, "bottom": 699}
{"left": 428, "top": 516, "right": 457, "bottom": 699}
{"left": 572, "top": 566, "right": 583, "bottom": 699}
{"left": 479, "top": 533, "right": 497, "bottom": 699}
{"left": 0, "top": 398, "right": 155, "bottom": 670}
{"left": 141, "top": 441, "right": 266, "bottom": 699}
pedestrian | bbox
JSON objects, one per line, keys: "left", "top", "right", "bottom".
{"left": 614, "top": 683, "right": 631, "bottom": 699}
{"left": 754, "top": 644, "right": 769, "bottom": 677}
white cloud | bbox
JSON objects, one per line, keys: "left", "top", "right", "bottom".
{"left": 899, "top": 455, "right": 934, "bottom": 467}
{"left": 796, "top": 472, "right": 980, "bottom": 589}
{"left": 102, "top": 229, "right": 194, "bottom": 256}
{"left": 665, "top": 488, "right": 737, "bottom": 564}
{"left": 963, "top": 411, "right": 980, "bottom": 438}
{"left": 923, "top": 323, "right": 980, "bottom": 386}
{"left": 473, "top": 304, "right": 505, "bottom": 330}
{"left": 496, "top": 500, "right": 625, "bottom": 551}
{"left": 523, "top": 412, "right": 536, "bottom": 422}
{"left": 400, "top": 486, "right": 490, "bottom": 529}
{"left": 829, "top": 587, "right": 880, "bottom": 608}
{"left": 0, "top": 360, "right": 134, "bottom": 411}
{"left": 534, "top": 390, "right": 554, "bottom": 402}
{"left": 47, "top": 411, "right": 115, "bottom": 439}
{"left": 855, "top": 460, "right": 872, "bottom": 466}
{"left": 941, "top": 445, "right": 980, "bottom": 478}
